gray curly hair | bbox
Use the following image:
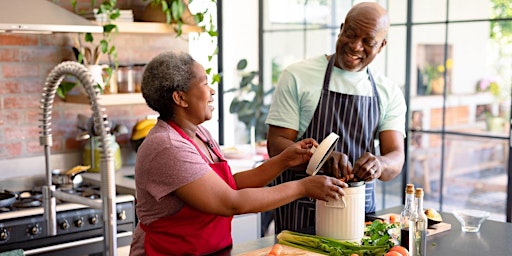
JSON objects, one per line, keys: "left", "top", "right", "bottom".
{"left": 141, "top": 51, "right": 196, "bottom": 120}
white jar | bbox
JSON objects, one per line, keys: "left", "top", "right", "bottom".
{"left": 315, "top": 182, "right": 366, "bottom": 242}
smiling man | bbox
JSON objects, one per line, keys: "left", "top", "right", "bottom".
{"left": 266, "top": 2, "right": 407, "bottom": 234}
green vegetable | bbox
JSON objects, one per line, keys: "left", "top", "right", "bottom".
{"left": 277, "top": 230, "right": 389, "bottom": 256}
{"left": 362, "top": 220, "right": 398, "bottom": 248}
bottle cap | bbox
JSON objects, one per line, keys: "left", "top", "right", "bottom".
{"left": 415, "top": 188, "right": 424, "bottom": 198}
{"left": 406, "top": 184, "right": 415, "bottom": 194}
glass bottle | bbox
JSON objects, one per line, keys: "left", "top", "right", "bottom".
{"left": 400, "top": 183, "right": 415, "bottom": 250}
{"left": 409, "top": 188, "right": 427, "bottom": 256}
{"left": 83, "top": 134, "right": 122, "bottom": 172}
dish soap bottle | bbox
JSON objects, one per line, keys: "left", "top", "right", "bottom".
{"left": 400, "top": 183, "right": 415, "bottom": 250}
{"left": 409, "top": 188, "right": 427, "bottom": 256}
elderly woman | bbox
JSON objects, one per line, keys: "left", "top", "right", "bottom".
{"left": 129, "top": 51, "right": 347, "bottom": 255}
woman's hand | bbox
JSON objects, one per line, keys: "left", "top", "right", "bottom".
{"left": 301, "top": 175, "right": 347, "bottom": 202}
{"left": 279, "top": 138, "right": 318, "bottom": 168}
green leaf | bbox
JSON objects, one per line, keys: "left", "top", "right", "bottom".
{"left": 160, "top": 1, "right": 169, "bottom": 11}
{"left": 212, "top": 74, "right": 221, "bottom": 84}
{"left": 108, "top": 45, "right": 116, "bottom": 55}
{"left": 237, "top": 59, "right": 248, "bottom": 70}
{"left": 100, "top": 40, "right": 109, "bottom": 53}
{"left": 240, "top": 73, "right": 256, "bottom": 87}
{"left": 56, "top": 81, "right": 77, "bottom": 99}
{"left": 208, "top": 30, "right": 217, "bottom": 37}
{"left": 109, "top": 10, "right": 121, "bottom": 20}
{"left": 85, "top": 33, "right": 93, "bottom": 42}
{"left": 103, "top": 24, "right": 117, "bottom": 33}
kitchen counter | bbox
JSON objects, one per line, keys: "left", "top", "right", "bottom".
{"left": 82, "top": 165, "right": 137, "bottom": 195}
{"left": 227, "top": 206, "right": 512, "bottom": 255}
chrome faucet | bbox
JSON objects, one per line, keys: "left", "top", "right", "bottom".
{"left": 39, "top": 61, "right": 118, "bottom": 256}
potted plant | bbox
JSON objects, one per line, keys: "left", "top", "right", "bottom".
{"left": 58, "top": 0, "right": 120, "bottom": 99}
{"left": 140, "top": 0, "right": 219, "bottom": 84}
{"left": 141, "top": 0, "right": 214, "bottom": 37}
{"left": 476, "top": 77, "right": 508, "bottom": 131}
{"left": 225, "top": 59, "right": 275, "bottom": 143}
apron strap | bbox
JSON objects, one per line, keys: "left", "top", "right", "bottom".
{"left": 167, "top": 121, "right": 210, "bottom": 163}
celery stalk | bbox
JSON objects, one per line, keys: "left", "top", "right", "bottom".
{"left": 277, "top": 230, "right": 389, "bottom": 256}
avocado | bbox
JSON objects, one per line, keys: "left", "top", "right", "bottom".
{"left": 425, "top": 208, "right": 442, "bottom": 227}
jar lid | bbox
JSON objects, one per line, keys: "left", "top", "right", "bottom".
{"left": 306, "top": 132, "right": 339, "bottom": 176}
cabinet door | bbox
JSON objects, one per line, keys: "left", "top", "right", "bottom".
{"left": 232, "top": 213, "right": 261, "bottom": 244}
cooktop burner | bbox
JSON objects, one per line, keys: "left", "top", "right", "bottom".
{"left": 1, "top": 183, "right": 112, "bottom": 213}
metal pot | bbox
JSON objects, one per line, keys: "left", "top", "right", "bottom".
{"left": 0, "top": 191, "right": 16, "bottom": 208}
{"left": 316, "top": 181, "right": 366, "bottom": 242}
{"left": 51, "top": 169, "right": 85, "bottom": 190}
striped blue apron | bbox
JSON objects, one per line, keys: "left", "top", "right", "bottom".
{"left": 274, "top": 55, "right": 381, "bottom": 234}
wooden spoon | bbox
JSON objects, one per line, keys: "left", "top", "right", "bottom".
{"left": 84, "top": 47, "right": 92, "bottom": 65}
{"left": 93, "top": 45, "right": 101, "bottom": 65}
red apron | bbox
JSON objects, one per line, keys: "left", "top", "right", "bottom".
{"left": 140, "top": 122, "right": 237, "bottom": 255}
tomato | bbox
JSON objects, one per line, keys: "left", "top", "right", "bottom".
{"left": 384, "top": 252, "right": 403, "bottom": 256}
{"left": 389, "top": 245, "right": 409, "bottom": 256}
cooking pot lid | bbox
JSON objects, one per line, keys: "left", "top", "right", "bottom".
{"left": 306, "top": 133, "right": 339, "bottom": 176}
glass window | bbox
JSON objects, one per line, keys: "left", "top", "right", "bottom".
{"left": 260, "top": 0, "right": 512, "bottom": 221}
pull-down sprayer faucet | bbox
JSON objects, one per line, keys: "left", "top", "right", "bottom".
{"left": 39, "top": 61, "right": 118, "bottom": 256}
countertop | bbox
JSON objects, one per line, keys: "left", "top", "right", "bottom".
{"left": 82, "top": 166, "right": 136, "bottom": 195}
{"left": 227, "top": 206, "right": 512, "bottom": 256}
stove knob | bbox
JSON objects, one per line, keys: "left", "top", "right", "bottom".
{"left": 0, "top": 228, "right": 9, "bottom": 241}
{"left": 60, "top": 220, "right": 70, "bottom": 230}
{"left": 117, "top": 210, "right": 126, "bottom": 221}
{"left": 30, "top": 224, "right": 41, "bottom": 235}
{"left": 89, "top": 215, "right": 99, "bottom": 225}
{"left": 75, "top": 217, "right": 84, "bottom": 227}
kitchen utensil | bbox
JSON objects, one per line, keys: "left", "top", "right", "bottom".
{"left": 0, "top": 191, "right": 16, "bottom": 207}
{"left": 93, "top": 45, "right": 101, "bottom": 65}
{"left": 453, "top": 209, "right": 490, "bottom": 232}
{"left": 52, "top": 167, "right": 87, "bottom": 190}
{"left": 306, "top": 132, "right": 339, "bottom": 176}
{"left": 316, "top": 180, "right": 366, "bottom": 242}
{"left": 72, "top": 47, "right": 81, "bottom": 63}
{"left": 86, "top": 64, "right": 109, "bottom": 90}
{"left": 83, "top": 47, "right": 92, "bottom": 65}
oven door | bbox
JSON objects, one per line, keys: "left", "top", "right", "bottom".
{"left": 23, "top": 230, "right": 132, "bottom": 256}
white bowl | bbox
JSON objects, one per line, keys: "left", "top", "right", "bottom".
{"left": 453, "top": 209, "right": 490, "bottom": 232}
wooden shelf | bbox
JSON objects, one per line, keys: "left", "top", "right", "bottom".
{"left": 93, "top": 21, "right": 203, "bottom": 34}
{"left": 64, "top": 93, "right": 146, "bottom": 106}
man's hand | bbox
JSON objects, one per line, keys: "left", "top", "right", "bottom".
{"left": 352, "top": 152, "right": 382, "bottom": 182}
{"left": 323, "top": 152, "right": 354, "bottom": 181}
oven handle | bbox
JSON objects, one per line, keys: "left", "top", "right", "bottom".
{"left": 23, "top": 231, "right": 133, "bottom": 255}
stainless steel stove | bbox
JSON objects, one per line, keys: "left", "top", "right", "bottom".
{"left": 0, "top": 185, "right": 135, "bottom": 256}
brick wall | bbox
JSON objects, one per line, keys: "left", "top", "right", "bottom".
{"left": 0, "top": 0, "right": 190, "bottom": 160}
